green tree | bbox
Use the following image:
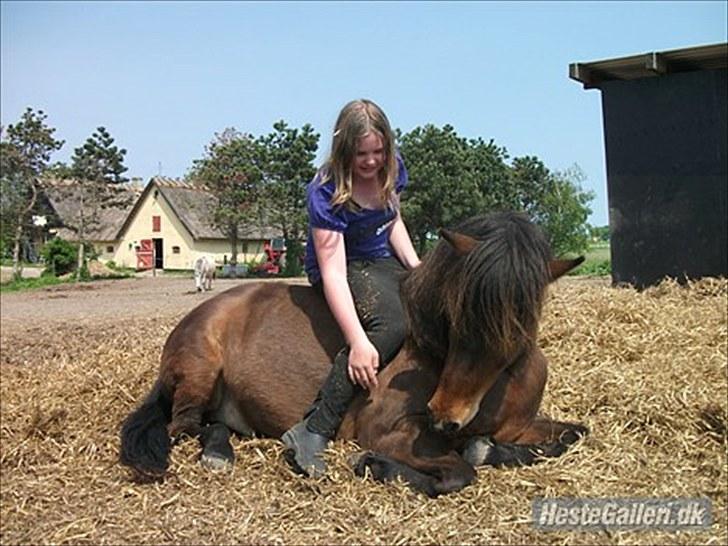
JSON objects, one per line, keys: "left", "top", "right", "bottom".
{"left": 40, "top": 237, "right": 77, "bottom": 276}
{"left": 398, "top": 124, "right": 511, "bottom": 254}
{"left": 258, "top": 121, "right": 319, "bottom": 276}
{"left": 511, "top": 159, "right": 593, "bottom": 255}
{"left": 466, "top": 135, "right": 513, "bottom": 211}
{"left": 45, "top": 160, "right": 74, "bottom": 179}
{"left": 63, "top": 126, "right": 130, "bottom": 279}
{"left": 399, "top": 124, "right": 593, "bottom": 256}
{"left": 189, "top": 128, "right": 265, "bottom": 265}
{"left": 0, "top": 108, "right": 64, "bottom": 280}
{"left": 589, "top": 224, "right": 610, "bottom": 242}
{"left": 398, "top": 124, "right": 475, "bottom": 255}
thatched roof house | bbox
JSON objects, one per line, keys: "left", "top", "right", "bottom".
{"left": 39, "top": 178, "right": 143, "bottom": 243}
{"left": 120, "top": 177, "right": 279, "bottom": 242}
{"left": 40, "top": 176, "right": 281, "bottom": 270}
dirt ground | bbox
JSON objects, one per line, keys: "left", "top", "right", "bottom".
{"left": 0, "top": 275, "right": 309, "bottom": 330}
{"left": 0, "top": 273, "right": 607, "bottom": 328}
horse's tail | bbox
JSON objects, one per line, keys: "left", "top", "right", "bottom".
{"left": 119, "top": 381, "right": 172, "bottom": 480}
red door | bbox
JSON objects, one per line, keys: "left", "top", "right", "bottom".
{"left": 136, "top": 239, "right": 154, "bottom": 270}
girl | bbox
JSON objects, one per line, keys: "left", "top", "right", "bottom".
{"left": 281, "top": 99, "right": 421, "bottom": 477}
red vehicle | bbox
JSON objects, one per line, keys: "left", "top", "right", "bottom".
{"left": 251, "top": 238, "right": 286, "bottom": 276}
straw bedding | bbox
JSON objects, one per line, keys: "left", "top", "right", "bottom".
{"left": 1, "top": 276, "right": 726, "bottom": 545}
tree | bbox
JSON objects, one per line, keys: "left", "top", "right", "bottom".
{"left": 39, "top": 237, "right": 77, "bottom": 276}
{"left": 45, "top": 160, "right": 74, "bottom": 179}
{"left": 63, "top": 126, "right": 129, "bottom": 279}
{"left": 399, "top": 124, "right": 593, "bottom": 256}
{"left": 0, "top": 108, "right": 64, "bottom": 280}
{"left": 257, "top": 121, "right": 319, "bottom": 276}
{"left": 189, "top": 128, "right": 265, "bottom": 266}
{"left": 511, "top": 159, "right": 593, "bottom": 255}
{"left": 398, "top": 124, "right": 511, "bottom": 255}
{"left": 589, "top": 224, "right": 610, "bottom": 243}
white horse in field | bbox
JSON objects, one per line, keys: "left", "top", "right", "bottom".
{"left": 193, "top": 256, "right": 216, "bottom": 292}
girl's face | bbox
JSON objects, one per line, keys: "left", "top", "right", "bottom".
{"left": 353, "top": 132, "right": 385, "bottom": 184}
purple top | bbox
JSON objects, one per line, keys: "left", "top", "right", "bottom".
{"left": 304, "top": 155, "right": 408, "bottom": 284}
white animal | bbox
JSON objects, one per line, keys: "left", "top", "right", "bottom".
{"left": 193, "top": 256, "right": 216, "bottom": 292}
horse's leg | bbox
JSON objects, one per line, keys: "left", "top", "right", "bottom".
{"left": 199, "top": 422, "right": 234, "bottom": 470}
{"left": 461, "top": 347, "right": 588, "bottom": 467}
{"left": 354, "top": 452, "right": 442, "bottom": 498}
{"left": 355, "top": 450, "right": 476, "bottom": 498}
{"left": 462, "top": 419, "right": 589, "bottom": 467}
{"left": 355, "top": 425, "right": 476, "bottom": 497}
{"left": 165, "top": 361, "right": 221, "bottom": 442}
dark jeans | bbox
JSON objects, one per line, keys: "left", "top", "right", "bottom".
{"left": 305, "top": 256, "right": 407, "bottom": 437}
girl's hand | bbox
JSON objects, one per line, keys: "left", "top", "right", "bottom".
{"left": 347, "top": 338, "right": 380, "bottom": 390}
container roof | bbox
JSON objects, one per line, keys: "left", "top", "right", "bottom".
{"left": 569, "top": 42, "right": 727, "bottom": 89}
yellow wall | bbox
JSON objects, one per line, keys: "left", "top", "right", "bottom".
{"left": 94, "top": 241, "right": 118, "bottom": 263}
{"left": 110, "top": 184, "right": 267, "bottom": 269}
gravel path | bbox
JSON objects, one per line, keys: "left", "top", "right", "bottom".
{"left": 0, "top": 273, "right": 606, "bottom": 334}
{"left": 0, "top": 275, "right": 309, "bottom": 331}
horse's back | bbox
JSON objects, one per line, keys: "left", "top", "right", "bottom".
{"left": 160, "top": 281, "right": 343, "bottom": 437}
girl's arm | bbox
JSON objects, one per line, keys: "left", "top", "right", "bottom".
{"left": 389, "top": 211, "right": 421, "bottom": 270}
{"left": 312, "top": 227, "right": 380, "bottom": 389}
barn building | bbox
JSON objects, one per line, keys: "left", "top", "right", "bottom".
{"left": 570, "top": 42, "right": 727, "bottom": 288}
{"left": 114, "top": 177, "right": 280, "bottom": 270}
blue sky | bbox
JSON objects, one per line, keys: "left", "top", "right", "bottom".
{"left": 2, "top": 1, "right": 726, "bottom": 226}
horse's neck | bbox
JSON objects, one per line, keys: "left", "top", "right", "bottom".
{"left": 379, "top": 346, "right": 444, "bottom": 389}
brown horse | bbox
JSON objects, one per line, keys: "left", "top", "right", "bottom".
{"left": 120, "top": 211, "right": 588, "bottom": 497}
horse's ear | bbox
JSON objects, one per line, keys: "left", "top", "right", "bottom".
{"left": 548, "top": 256, "right": 585, "bottom": 281}
{"left": 439, "top": 228, "right": 479, "bottom": 256}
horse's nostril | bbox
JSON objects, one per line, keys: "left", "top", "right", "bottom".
{"left": 443, "top": 421, "right": 460, "bottom": 434}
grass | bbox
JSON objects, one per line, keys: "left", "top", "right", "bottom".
{"left": 570, "top": 243, "right": 611, "bottom": 276}
{"left": 0, "top": 275, "right": 69, "bottom": 293}
{"left": 0, "top": 271, "right": 134, "bottom": 293}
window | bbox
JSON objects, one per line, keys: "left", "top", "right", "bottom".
{"left": 106, "top": 245, "right": 114, "bottom": 253}
{"left": 152, "top": 216, "right": 161, "bottom": 232}
{"left": 172, "top": 246, "right": 180, "bottom": 254}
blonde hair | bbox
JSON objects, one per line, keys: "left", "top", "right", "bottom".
{"left": 320, "top": 99, "right": 399, "bottom": 209}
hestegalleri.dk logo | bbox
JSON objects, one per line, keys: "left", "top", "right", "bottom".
{"left": 532, "top": 497, "right": 713, "bottom": 531}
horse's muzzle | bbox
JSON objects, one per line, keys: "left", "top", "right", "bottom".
{"left": 426, "top": 404, "right": 462, "bottom": 435}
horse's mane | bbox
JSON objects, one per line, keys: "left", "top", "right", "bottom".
{"left": 401, "top": 211, "right": 552, "bottom": 362}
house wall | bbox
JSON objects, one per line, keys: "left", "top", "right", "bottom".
{"left": 192, "top": 239, "right": 268, "bottom": 268}
{"left": 94, "top": 242, "right": 118, "bottom": 263}
{"left": 112, "top": 188, "right": 192, "bottom": 268}
{"left": 111, "top": 185, "right": 268, "bottom": 269}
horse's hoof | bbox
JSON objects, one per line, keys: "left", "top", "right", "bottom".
{"left": 130, "top": 468, "right": 166, "bottom": 484}
{"left": 461, "top": 436, "right": 494, "bottom": 466}
{"left": 561, "top": 424, "right": 589, "bottom": 445}
{"left": 353, "top": 451, "right": 386, "bottom": 478}
{"left": 347, "top": 451, "right": 365, "bottom": 468}
{"left": 200, "top": 453, "right": 233, "bottom": 471}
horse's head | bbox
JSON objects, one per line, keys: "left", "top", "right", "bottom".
{"left": 420, "top": 213, "right": 584, "bottom": 433}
